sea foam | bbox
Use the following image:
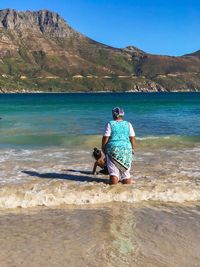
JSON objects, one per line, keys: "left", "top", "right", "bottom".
{"left": 0, "top": 178, "right": 200, "bottom": 209}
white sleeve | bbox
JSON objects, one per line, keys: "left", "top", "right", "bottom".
{"left": 103, "top": 123, "right": 111, "bottom": 136}
{"left": 129, "top": 123, "right": 135, "bottom": 137}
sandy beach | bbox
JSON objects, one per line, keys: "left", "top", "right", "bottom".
{"left": 0, "top": 202, "right": 200, "bottom": 267}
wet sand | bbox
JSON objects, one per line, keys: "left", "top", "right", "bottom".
{"left": 0, "top": 203, "right": 200, "bottom": 267}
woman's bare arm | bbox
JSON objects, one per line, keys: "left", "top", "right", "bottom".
{"left": 102, "top": 136, "right": 109, "bottom": 154}
{"left": 129, "top": 136, "right": 135, "bottom": 153}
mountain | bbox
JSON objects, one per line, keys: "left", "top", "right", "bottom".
{"left": 184, "top": 50, "right": 200, "bottom": 58}
{"left": 0, "top": 9, "right": 200, "bottom": 92}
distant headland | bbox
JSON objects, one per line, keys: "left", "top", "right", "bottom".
{"left": 0, "top": 9, "right": 200, "bottom": 93}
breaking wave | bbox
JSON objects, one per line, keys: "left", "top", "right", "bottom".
{"left": 0, "top": 178, "right": 200, "bottom": 210}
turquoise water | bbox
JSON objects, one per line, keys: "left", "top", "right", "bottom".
{"left": 0, "top": 92, "right": 200, "bottom": 208}
{"left": 0, "top": 92, "right": 200, "bottom": 148}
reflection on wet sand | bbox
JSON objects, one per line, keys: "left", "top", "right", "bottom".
{"left": 0, "top": 203, "right": 200, "bottom": 267}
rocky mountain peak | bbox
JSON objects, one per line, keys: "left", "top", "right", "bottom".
{"left": 123, "top": 45, "right": 146, "bottom": 54}
{"left": 123, "top": 45, "right": 147, "bottom": 61}
{"left": 0, "top": 9, "right": 82, "bottom": 38}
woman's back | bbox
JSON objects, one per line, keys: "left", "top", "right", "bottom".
{"left": 108, "top": 120, "right": 131, "bottom": 148}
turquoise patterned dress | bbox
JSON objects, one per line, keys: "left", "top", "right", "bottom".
{"left": 106, "top": 120, "right": 133, "bottom": 172}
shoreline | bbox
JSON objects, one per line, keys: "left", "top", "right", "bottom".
{"left": 0, "top": 90, "right": 200, "bottom": 94}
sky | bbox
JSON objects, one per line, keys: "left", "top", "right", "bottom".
{"left": 0, "top": 0, "right": 200, "bottom": 56}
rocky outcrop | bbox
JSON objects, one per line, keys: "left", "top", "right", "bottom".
{"left": 123, "top": 45, "right": 146, "bottom": 56}
{"left": 0, "top": 9, "right": 82, "bottom": 38}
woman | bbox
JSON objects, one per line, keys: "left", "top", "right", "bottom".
{"left": 102, "top": 107, "right": 135, "bottom": 185}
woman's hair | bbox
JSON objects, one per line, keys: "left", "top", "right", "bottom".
{"left": 92, "top": 147, "right": 102, "bottom": 160}
{"left": 112, "top": 107, "right": 125, "bottom": 119}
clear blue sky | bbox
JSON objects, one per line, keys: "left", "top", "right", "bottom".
{"left": 1, "top": 0, "right": 200, "bottom": 56}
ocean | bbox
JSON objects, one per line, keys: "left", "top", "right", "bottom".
{"left": 0, "top": 92, "right": 200, "bottom": 266}
{"left": 0, "top": 92, "right": 200, "bottom": 147}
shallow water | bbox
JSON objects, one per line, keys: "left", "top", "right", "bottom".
{"left": 0, "top": 144, "right": 199, "bottom": 209}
